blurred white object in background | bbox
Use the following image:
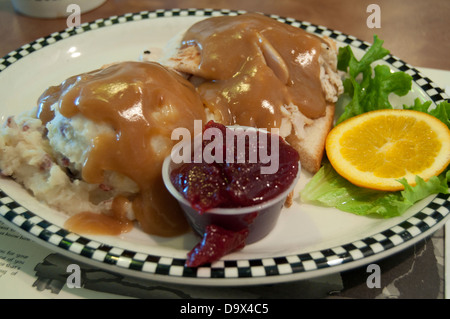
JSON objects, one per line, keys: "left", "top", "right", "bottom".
{"left": 11, "top": 0, "right": 107, "bottom": 19}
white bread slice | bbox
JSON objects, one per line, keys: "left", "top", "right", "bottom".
{"left": 285, "top": 103, "right": 335, "bottom": 173}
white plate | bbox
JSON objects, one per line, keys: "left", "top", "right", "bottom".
{"left": 0, "top": 9, "right": 449, "bottom": 286}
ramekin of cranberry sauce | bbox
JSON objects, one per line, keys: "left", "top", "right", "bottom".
{"left": 162, "top": 121, "right": 300, "bottom": 266}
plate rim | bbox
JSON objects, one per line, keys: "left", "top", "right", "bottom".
{"left": 0, "top": 8, "right": 449, "bottom": 286}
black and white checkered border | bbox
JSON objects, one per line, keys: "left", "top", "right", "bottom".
{"left": 0, "top": 8, "right": 449, "bottom": 281}
{"left": 1, "top": 190, "right": 449, "bottom": 279}
{"left": 382, "top": 54, "right": 449, "bottom": 104}
{"left": 1, "top": 8, "right": 448, "bottom": 105}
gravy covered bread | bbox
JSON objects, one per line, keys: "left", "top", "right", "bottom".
{"left": 161, "top": 13, "right": 343, "bottom": 173}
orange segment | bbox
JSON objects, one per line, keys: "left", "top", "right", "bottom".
{"left": 325, "top": 109, "right": 450, "bottom": 191}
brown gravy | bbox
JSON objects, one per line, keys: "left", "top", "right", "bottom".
{"left": 182, "top": 13, "right": 326, "bottom": 127}
{"left": 38, "top": 61, "right": 206, "bottom": 237}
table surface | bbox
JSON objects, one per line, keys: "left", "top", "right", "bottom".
{"left": 1, "top": 0, "right": 449, "bottom": 70}
{"left": 0, "top": 0, "right": 448, "bottom": 300}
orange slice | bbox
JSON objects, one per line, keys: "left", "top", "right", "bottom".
{"left": 325, "top": 109, "right": 450, "bottom": 191}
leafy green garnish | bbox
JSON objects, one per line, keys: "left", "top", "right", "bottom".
{"left": 404, "top": 98, "right": 450, "bottom": 129}
{"left": 336, "top": 35, "right": 412, "bottom": 124}
{"left": 337, "top": 35, "right": 389, "bottom": 78}
{"left": 300, "top": 163, "right": 449, "bottom": 218}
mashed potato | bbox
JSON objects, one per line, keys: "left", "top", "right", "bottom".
{"left": 47, "top": 106, "right": 140, "bottom": 198}
{"left": 0, "top": 108, "right": 112, "bottom": 216}
{"left": 0, "top": 61, "right": 206, "bottom": 236}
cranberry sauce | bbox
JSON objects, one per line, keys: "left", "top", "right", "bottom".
{"left": 185, "top": 224, "right": 249, "bottom": 267}
{"left": 170, "top": 121, "right": 299, "bottom": 213}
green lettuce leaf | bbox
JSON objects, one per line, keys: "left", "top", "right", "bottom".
{"left": 337, "top": 35, "right": 390, "bottom": 78}
{"left": 300, "top": 163, "right": 449, "bottom": 218}
{"left": 336, "top": 35, "right": 412, "bottom": 124}
{"left": 399, "top": 170, "right": 450, "bottom": 205}
{"left": 404, "top": 98, "right": 450, "bottom": 129}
